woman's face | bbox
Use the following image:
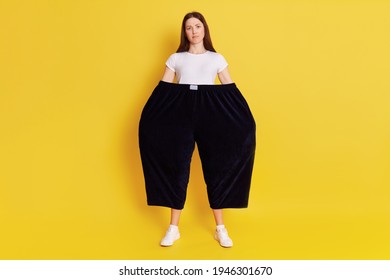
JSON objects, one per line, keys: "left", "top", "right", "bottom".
{"left": 185, "top": 17, "right": 205, "bottom": 45}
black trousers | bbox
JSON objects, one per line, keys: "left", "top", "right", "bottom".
{"left": 138, "top": 81, "right": 256, "bottom": 209}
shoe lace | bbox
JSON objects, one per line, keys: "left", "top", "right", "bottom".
{"left": 217, "top": 229, "right": 230, "bottom": 241}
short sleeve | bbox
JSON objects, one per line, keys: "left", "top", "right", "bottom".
{"left": 216, "top": 53, "right": 228, "bottom": 73}
{"left": 165, "top": 53, "right": 176, "bottom": 72}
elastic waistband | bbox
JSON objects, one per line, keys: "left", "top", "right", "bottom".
{"left": 158, "top": 80, "right": 237, "bottom": 93}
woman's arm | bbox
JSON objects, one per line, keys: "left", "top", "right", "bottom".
{"left": 161, "top": 67, "right": 175, "bottom": 83}
{"left": 218, "top": 67, "right": 233, "bottom": 84}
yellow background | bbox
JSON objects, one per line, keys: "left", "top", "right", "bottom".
{"left": 1, "top": 0, "right": 389, "bottom": 259}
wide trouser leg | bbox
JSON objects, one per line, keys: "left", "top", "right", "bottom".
{"left": 139, "top": 85, "right": 194, "bottom": 209}
{"left": 194, "top": 87, "right": 256, "bottom": 209}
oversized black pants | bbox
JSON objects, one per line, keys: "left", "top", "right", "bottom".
{"left": 138, "top": 81, "right": 256, "bottom": 209}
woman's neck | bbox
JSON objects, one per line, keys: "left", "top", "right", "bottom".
{"left": 188, "top": 43, "right": 207, "bottom": 54}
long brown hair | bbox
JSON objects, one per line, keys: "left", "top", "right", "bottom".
{"left": 176, "top": 11, "right": 216, "bottom": 53}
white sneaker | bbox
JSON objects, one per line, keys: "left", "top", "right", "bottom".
{"left": 214, "top": 227, "right": 233, "bottom": 248}
{"left": 160, "top": 225, "right": 180, "bottom": 247}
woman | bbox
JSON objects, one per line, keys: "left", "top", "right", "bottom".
{"left": 139, "top": 11, "right": 256, "bottom": 248}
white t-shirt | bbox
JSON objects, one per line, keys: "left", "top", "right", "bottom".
{"left": 165, "top": 51, "right": 228, "bottom": 85}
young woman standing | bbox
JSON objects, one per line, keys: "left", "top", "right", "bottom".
{"left": 139, "top": 11, "right": 256, "bottom": 248}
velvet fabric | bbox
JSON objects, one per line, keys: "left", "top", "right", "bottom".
{"left": 138, "top": 81, "right": 256, "bottom": 209}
